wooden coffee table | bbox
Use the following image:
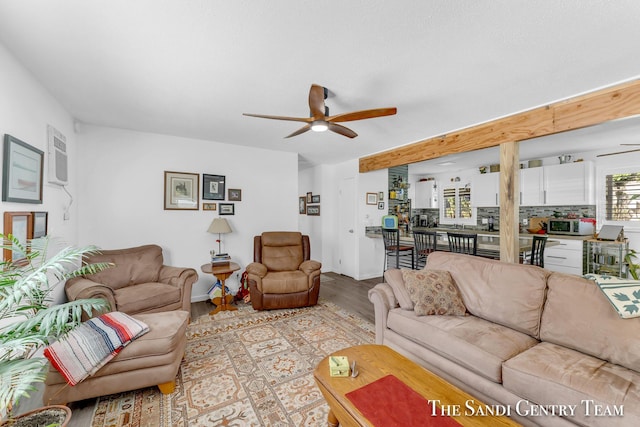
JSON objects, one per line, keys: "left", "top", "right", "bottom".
{"left": 314, "top": 344, "right": 521, "bottom": 427}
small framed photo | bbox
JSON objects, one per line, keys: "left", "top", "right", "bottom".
{"left": 307, "top": 205, "right": 320, "bottom": 216}
{"left": 378, "top": 191, "right": 384, "bottom": 201}
{"left": 378, "top": 201, "right": 385, "bottom": 210}
{"left": 219, "top": 203, "right": 235, "bottom": 215}
{"left": 366, "top": 192, "right": 378, "bottom": 205}
{"left": 203, "top": 203, "right": 217, "bottom": 211}
{"left": 299, "top": 196, "right": 306, "bottom": 214}
{"left": 203, "top": 174, "right": 225, "bottom": 200}
{"left": 306, "top": 192, "right": 313, "bottom": 203}
{"left": 3, "top": 211, "right": 33, "bottom": 263}
{"left": 32, "top": 211, "right": 48, "bottom": 238}
{"left": 2, "top": 135, "right": 44, "bottom": 204}
{"left": 228, "top": 188, "right": 242, "bottom": 201}
{"left": 311, "top": 194, "right": 320, "bottom": 204}
{"left": 164, "top": 171, "right": 199, "bottom": 210}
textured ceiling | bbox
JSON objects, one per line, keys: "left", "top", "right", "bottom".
{"left": 0, "top": 1, "right": 639, "bottom": 169}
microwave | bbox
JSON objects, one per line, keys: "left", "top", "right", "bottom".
{"left": 547, "top": 218, "right": 595, "bottom": 235}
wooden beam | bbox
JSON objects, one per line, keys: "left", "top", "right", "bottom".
{"left": 359, "top": 79, "right": 640, "bottom": 173}
{"left": 499, "top": 142, "right": 519, "bottom": 263}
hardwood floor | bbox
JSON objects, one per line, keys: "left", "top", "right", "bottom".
{"left": 20, "top": 272, "right": 382, "bottom": 426}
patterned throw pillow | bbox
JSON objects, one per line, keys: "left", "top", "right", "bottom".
{"left": 401, "top": 269, "right": 466, "bottom": 316}
{"left": 584, "top": 273, "right": 640, "bottom": 319}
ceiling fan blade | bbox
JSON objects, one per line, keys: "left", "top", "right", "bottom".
{"left": 328, "top": 123, "right": 357, "bottom": 138}
{"left": 243, "top": 113, "right": 311, "bottom": 123}
{"left": 597, "top": 148, "right": 640, "bottom": 157}
{"left": 285, "top": 124, "right": 312, "bottom": 138}
{"left": 328, "top": 107, "right": 397, "bottom": 123}
{"left": 620, "top": 143, "right": 640, "bottom": 146}
{"left": 308, "top": 84, "right": 327, "bottom": 120}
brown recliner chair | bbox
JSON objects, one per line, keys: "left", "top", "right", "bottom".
{"left": 246, "top": 231, "right": 322, "bottom": 310}
{"left": 65, "top": 244, "right": 197, "bottom": 317}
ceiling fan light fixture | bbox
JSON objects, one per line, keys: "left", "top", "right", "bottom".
{"left": 311, "top": 121, "right": 329, "bottom": 132}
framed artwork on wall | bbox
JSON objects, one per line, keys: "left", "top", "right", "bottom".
{"left": 311, "top": 194, "right": 320, "bottom": 203}
{"left": 219, "top": 203, "right": 235, "bottom": 215}
{"left": 307, "top": 205, "right": 320, "bottom": 216}
{"left": 203, "top": 174, "right": 226, "bottom": 200}
{"left": 366, "top": 192, "right": 378, "bottom": 205}
{"left": 299, "top": 196, "right": 306, "bottom": 214}
{"left": 228, "top": 188, "right": 242, "bottom": 201}
{"left": 164, "top": 171, "right": 199, "bottom": 210}
{"left": 306, "top": 192, "right": 312, "bottom": 203}
{"left": 203, "top": 203, "right": 217, "bottom": 211}
{"left": 3, "top": 211, "right": 33, "bottom": 263}
{"left": 32, "top": 211, "right": 48, "bottom": 238}
{"left": 2, "top": 134, "right": 44, "bottom": 204}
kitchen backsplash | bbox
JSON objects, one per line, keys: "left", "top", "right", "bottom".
{"left": 412, "top": 205, "right": 596, "bottom": 230}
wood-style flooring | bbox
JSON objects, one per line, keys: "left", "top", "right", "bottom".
{"left": 19, "top": 272, "right": 381, "bottom": 426}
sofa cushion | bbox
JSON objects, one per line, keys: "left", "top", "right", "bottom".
{"left": 83, "top": 244, "right": 163, "bottom": 289}
{"left": 262, "top": 270, "right": 309, "bottom": 294}
{"left": 540, "top": 272, "right": 640, "bottom": 372}
{"left": 384, "top": 269, "right": 413, "bottom": 309}
{"left": 261, "top": 232, "right": 304, "bottom": 272}
{"left": 401, "top": 269, "right": 466, "bottom": 316}
{"left": 114, "top": 282, "right": 181, "bottom": 314}
{"left": 584, "top": 273, "right": 640, "bottom": 318}
{"left": 503, "top": 342, "right": 640, "bottom": 426}
{"left": 426, "top": 252, "right": 549, "bottom": 338}
{"left": 386, "top": 308, "right": 538, "bottom": 383}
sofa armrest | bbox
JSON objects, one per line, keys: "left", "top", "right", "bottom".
{"left": 65, "top": 277, "right": 116, "bottom": 319}
{"left": 246, "top": 262, "right": 267, "bottom": 278}
{"left": 158, "top": 265, "right": 198, "bottom": 288}
{"left": 299, "top": 260, "right": 321, "bottom": 275}
{"left": 368, "top": 283, "right": 398, "bottom": 345}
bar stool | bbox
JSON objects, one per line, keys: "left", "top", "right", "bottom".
{"left": 382, "top": 228, "right": 414, "bottom": 277}
{"left": 524, "top": 235, "right": 547, "bottom": 267}
{"left": 447, "top": 232, "right": 477, "bottom": 256}
{"left": 413, "top": 230, "right": 438, "bottom": 269}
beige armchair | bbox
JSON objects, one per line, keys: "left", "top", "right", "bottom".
{"left": 246, "top": 232, "right": 321, "bottom": 310}
{"left": 65, "top": 244, "right": 197, "bottom": 317}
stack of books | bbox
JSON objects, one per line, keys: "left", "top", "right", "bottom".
{"left": 211, "top": 253, "right": 231, "bottom": 266}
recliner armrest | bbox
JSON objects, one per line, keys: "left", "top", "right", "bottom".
{"left": 246, "top": 262, "right": 267, "bottom": 278}
{"left": 299, "top": 260, "right": 321, "bottom": 275}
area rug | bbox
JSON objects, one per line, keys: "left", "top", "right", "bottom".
{"left": 91, "top": 300, "right": 374, "bottom": 426}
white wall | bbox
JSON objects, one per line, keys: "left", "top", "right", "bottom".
{"left": 0, "top": 43, "right": 79, "bottom": 304}
{"left": 76, "top": 124, "right": 299, "bottom": 301}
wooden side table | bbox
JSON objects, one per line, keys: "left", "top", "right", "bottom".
{"left": 201, "top": 262, "right": 240, "bottom": 315}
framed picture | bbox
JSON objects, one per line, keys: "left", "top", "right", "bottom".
{"left": 311, "top": 194, "right": 320, "bottom": 203}
{"left": 2, "top": 135, "right": 44, "bottom": 204}
{"left": 307, "top": 205, "right": 320, "bottom": 216}
{"left": 228, "top": 188, "right": 242, "bottom": 201}
{"left": 299, "top": 196, "right": 306, "bottom": 214}
{"left": 219, "top": 203, "right": 235, "bottom": 215}
{"left": 378, "top": 191, "right": 384, "bottom": 201}
{"left": 203, "top": 203, "right": 217, "bottom": 211}
{"left": 366, "top": 192, "right": 378, "bottom": 205}
{"left": 203, "top": 174, "right": 225, "bottom": 200}
{"left": 164, "top": 171, "right": 199, "bottom": 210}
{"left": 378, "top": 201, "right": 385, "bottom": 210}
{"left": 306, "top": 192, "right": 313, "bottom": 203}
{"left": 3, "top": 211, "right": 33, "bottom": 263}
{"left": 32, "top": 211, "right": 48, "bottom": 238}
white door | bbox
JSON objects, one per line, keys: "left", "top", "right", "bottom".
{"left": 338, "top": 177, "right": 357, "bottom": 278}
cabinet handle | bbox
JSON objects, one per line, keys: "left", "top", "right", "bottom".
{"left": 495, "top": 193, "right": 498, "bottom": 205}
{"left": 544, "top": 190, "right": 547, "bottom": 204}
{"left": 547, "top": 255, "right": 567, "bottom": 259}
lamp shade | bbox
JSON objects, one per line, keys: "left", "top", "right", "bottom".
{"left": 207, "top": 218, "right": 232, "bottom": 234}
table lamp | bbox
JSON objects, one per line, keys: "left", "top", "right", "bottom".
{"left": 207, "top": 218, "right": 232, "bottom": 255}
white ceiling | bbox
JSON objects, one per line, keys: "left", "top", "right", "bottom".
{"left": 1, "top": 1, "right": 639, "bottom": 170}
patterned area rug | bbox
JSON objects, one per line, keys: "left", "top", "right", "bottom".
{"left": 91, "top": 300, "right": 374, "bottom": 426}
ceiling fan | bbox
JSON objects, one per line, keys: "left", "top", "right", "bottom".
{"left": 243, "top": 84, "right": 397, "bottom": 139}
{"left": 597, "top": 143, "right": 640, "bottom": 157}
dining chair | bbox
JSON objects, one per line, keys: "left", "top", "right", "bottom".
{"left": 382, "top": 228, "right": 414, "bottom": 276}
{"left": 413, "top": 230, "right": 438, "bottom": 269}
{"left": 447, "top": 232, "right": 477, "bottom": 256}
{"left": 528, "top": 235, "right": 548, "bottom": 267}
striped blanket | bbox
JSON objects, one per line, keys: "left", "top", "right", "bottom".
{"left": 44, "top": 312, "right": 149, "bottom": 386}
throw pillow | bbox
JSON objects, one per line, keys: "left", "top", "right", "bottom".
{"left": 401, "top": 269, "right": 466, "bottom": 316}
{"left": 584, "top": 273, "right": 640, "bottom": 319}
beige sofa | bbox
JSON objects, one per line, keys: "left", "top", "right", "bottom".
{"left": 368, "top": 251, "right": 640, "bottom": 427}
{"left": 65, "top": 244, "right": 197, "bottom": 317}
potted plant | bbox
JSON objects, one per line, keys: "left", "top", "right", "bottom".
{"left": 0, "top": 235, "right": 111, "bottom": 426}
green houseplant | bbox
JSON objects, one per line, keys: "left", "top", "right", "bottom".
{"left": 0, "top": 235, "right": 111, "bottom": 425}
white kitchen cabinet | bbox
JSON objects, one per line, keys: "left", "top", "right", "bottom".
{"left": 544, "top": 238, "right": 585, "bottom": 275}
{"left": 519, "top": 167, "right": 544, "bottom": 206}
{"left": 472, "top": 172, "right": 499, "bottom": 207}
{"left": 542, "top": 161, "right": 594, "bottom": 206}
{"left": 414, "top": 180, "right": 438, "bottom": 209}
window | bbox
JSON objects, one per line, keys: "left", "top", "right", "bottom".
{"left": 441, "top": 182, "right": 475, "bottom": 224}
{"left": 605, "top": 172, "right": 640, "bottom": 221}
